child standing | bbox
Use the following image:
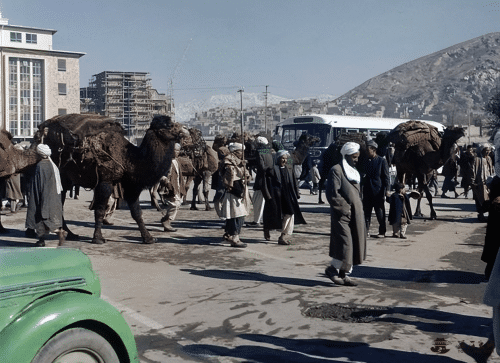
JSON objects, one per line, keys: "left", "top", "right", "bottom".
{"left": 309, "top": 160, "right": 321, "bottom": 195}
{"left": 386, "top": 182, "right": 413, "bottom": 239}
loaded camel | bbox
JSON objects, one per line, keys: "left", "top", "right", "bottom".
{"left": 386, "top": 121, "right": 465, "bottom": 219}
{"left": 34, "top": 113, "right": 189, "bottom": 244}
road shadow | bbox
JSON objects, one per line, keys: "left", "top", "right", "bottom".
{"left": 181, "top": 268, "right": 333, "bottom": 288}
{"left": 181, "top": 334, "right": 464, "bottom": 362}
{"left": 352, "top": 265, "right": 485, "bottom": 284}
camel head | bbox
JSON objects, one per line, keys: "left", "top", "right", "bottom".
{"left": 440, "top": 125, "right": 466, "bottom": 160}
{"left": 148, "top": 115, "right": 190, "bottom": 144}
{"left": 295, "top": 133, "right": 321, "bottom": 149}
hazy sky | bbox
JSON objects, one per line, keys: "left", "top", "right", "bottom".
{"left": 5, "top": 0, "right": 500, "bottom": 103}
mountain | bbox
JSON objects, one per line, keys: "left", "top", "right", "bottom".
{"left": 332, "top": 32, "right": 500, "bottom": 125}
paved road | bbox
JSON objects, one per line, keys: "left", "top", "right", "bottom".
{"left": 1, "top": 180, "right": 498, "bottom": 362}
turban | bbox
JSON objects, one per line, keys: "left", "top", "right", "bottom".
{"left": 256, "top": 136, "right": 268, "bottom": 145}
{"left": 228, "top": 142, "right": 244, "bottom": 152}
{"left": 36, "top": 144, "right": 52, "bottom": 157}
{"left": 276, "top": 150, "right": 289, "bottom": 160}
{"left": 174, "top": 143, "right": 181, "bottom": 151}
{"left": 340, "top": 142, "right": 360, "bottom": 156}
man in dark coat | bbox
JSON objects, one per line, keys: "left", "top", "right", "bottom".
{"left": 249, "top": 136, "right": 274, "bottom": 226}
{"left": 460, "top": 145, "right": 475, "bottom": 198}
{"left": 262, "top": 150, "right": 306, "bottom": 245}
{"left": 325, "top": 142, "right": 366, "bottom": 286}
{"left": 26, "top": 144, "right": 65, "bottom": 247}
{"left": 361, "top": 140, "right": 390, "bottom": 238}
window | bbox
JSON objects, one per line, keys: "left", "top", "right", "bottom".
{"left": 10, "top": 32, "right": 21, "bottom": 42}
{"left": 58, "top": 59, "right": 66, "bottom": 71}
{"left": 26, "top": 33, "right": 37, "bottom": 44}
{"left": 58, "top": 83, "right": 67, "bottom": 95}
{"left": 9, "top": 58, "right": 44, "bottom": 137}
{"left": 58, "top": 108, "right": 67, "bottom": 115}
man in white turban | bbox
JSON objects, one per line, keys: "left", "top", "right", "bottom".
{"left": 26, "top": 144, "right": 65, "bottom": 247}
{"left": 262, "top": 149, "right": 306, "bottom": 245}
{"left": 325, "top": 141, "right": 366, "bottom": 286}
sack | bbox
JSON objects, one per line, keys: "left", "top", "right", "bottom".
{"left": 229, "top": 179, "right": 245, "bottom": 198}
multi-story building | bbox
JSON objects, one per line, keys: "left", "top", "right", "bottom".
{"left": 82, "top": 71, "right": 174, "bottom": 142}
{"left": 0, "top": 13, "right": 85, "bottom": 141}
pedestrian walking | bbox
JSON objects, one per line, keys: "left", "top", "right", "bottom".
{"left": 262, "top": 149, "right": 306, "bottom": 245}
{"left": 472, "top": 144, "right": 494, "bottom": 221}
{"left": 441, "top": 150, "right": 460, "bottom": 198}
{"left": 218, "top": 142, "right": 251, "bottom": 248}
{"left": 386, "top": 182, "right": 413, "bottom": 239}
{"left": 249, "top": 136, "right": 274, "bottom": 226}
{"left": 428, "top": 169, "right": 439, "bottom": 197}
{"left": 5, "top": 173, "right": 22, "bottom": 213}
{"left": 160, "top": 143, "right": 186, "bottom": 232}
{"left": 460, "top": 145, "right": 475, "bottom": 198}
{"left": 310, "top": 160, "right": 321, "bottom": 195}
{"left": 361, "top": 140, "right": 390, "bottom": 238}
{"left": 325, "top": 142, "right": 366, "bottom": 286}
{"left": 25, "top": 144, "right": 66, "bottom": 247}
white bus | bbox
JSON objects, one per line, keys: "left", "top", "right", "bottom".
{"left": 274, "top": 114, "right": 444, "bottom": 160}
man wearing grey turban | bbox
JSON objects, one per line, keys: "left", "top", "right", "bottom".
{"left": 25, "top": 144, "right": 65, "bottom": 247}
{"left": 325, "top": 142, "right": 366, "bottom": 286}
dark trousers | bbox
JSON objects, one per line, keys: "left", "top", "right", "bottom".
{"left": 225, "top": 216, "right": 244, "bottom": 235}
{"left": 363, "top": 196, "right": 386, "bottom": 236}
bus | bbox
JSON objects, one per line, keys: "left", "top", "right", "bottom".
{"left": 273, "top": 114, "right": 444, "bottom": 163}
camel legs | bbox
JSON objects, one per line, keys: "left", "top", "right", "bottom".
{"left": 183, "top": 176, "right": 194, "bottom": 205}
{"left": 91, "top": 183, "right": 113, "bottom": 244}
{"left": 124, "top": 189, "right": 156, "bottom": 244}
{"left": 413, "top": 181, "right": 436, "bottom": 220}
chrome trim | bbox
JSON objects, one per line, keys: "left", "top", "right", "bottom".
{"left": 0, "top": 277, "right": 87, "bottom": 300}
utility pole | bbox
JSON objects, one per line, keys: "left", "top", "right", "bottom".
{"left": 264, "top": 85, "right": 269, "bottom": 134}
{"left": 238, "top": 89, "right": 245, "bottom": 162}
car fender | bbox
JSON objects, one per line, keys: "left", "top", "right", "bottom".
{"left": 0, "top": 291, "right": 139, "bottom": 363}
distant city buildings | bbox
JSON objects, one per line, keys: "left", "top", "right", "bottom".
{"left": 0, "top": 12, "right": 84, "bottom": 141}
{"left": 80, "top": 71, "right": 174, "bottom": 143}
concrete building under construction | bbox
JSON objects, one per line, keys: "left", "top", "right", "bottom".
{"left": 81, "top": 71, "right": 174, "bottom": 142}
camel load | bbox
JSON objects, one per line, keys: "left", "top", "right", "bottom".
{"left": 387, "top": 120, "right": 442, "bottom": 164}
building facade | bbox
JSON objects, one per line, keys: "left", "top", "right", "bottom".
{"left": 0, "top": 13, "right": 84, "bottom": 141}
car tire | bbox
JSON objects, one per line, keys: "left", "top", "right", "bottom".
{"left": 31, "top": 327, "right": 120, "bottom": 363}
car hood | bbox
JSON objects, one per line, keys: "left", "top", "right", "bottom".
{"left": 0, "top": 248, "right": 100, "bottom": 300}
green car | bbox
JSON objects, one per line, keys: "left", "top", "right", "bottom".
{"left": 0, "top": 247, "right": 139, "bottom": 363}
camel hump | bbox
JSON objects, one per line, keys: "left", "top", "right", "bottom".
{"left": 387, "top": 120, "right": 441, "bottom": 156}
{"left": 38, "top": 114, "right": 124, "bottom": 145}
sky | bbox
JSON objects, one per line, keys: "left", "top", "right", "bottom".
{"left": 4, "top": 0, "right": 500, "bottom": 104}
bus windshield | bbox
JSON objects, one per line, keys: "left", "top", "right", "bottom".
{"left": 281, "top": 124, "right": 331, "bottom": 148}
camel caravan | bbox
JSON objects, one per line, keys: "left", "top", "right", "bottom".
{"left": 0, "top": 112, "right": 465, "bottom": 244}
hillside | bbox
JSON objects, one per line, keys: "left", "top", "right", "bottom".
{"left": 331, "top": 32, "right": 500, "bottom": 125}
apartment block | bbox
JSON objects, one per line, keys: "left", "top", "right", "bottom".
{"left": 0, "top": 13, "right": 84, "bottom": 141}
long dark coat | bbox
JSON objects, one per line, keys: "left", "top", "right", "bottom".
{"left": 253, "top": 145, "right": 275, "bottom": 191}
{"left": 262, "top": 165, "right": 306, "bottom": 230}
{"left": 481, "top": 176, "right": 500, "bottom": 266}
{"left": 26, "top": 159, "right": 63, "bottom": 234}
{"left": 326, "top": 164, "right": 366, "bottom": 271}
{"left": 387, "top": 193, "right": 413, "bottom": 225}
{"left": 361, "top": 155, "right": 390, "bottom": 200}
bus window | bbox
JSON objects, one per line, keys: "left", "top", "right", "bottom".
{"left": 283, "top": 129, "right": 295, "bottom": 144}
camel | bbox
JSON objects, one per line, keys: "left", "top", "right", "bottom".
{"left": 149, "top": 127, "right": 218, "bottom": 212}
{"left": 34, "top": 113, "right": 189, "bottom": 244}
{"left": 0, "top": 130, "right": 40, "bottom": 232}
{"left": 386, "top": 121, "right": 465, "bottom": 219}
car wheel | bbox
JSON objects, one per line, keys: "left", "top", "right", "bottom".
{"left": 31, "top": 328, "right": 119, "bottom": 363}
